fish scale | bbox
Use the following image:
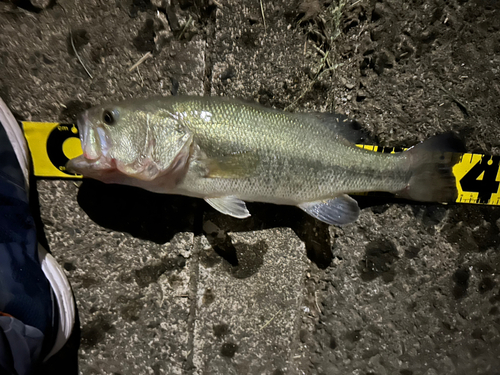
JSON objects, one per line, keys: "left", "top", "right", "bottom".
{"left": 167, "top": 98, "right": 408, "bottom": 203}
{"left": 67, "top": 95, "right": 464, "bottom": 225}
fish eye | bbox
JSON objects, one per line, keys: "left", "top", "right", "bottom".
{"left": 103, "top": 110, "right": 115, "bottom": 125}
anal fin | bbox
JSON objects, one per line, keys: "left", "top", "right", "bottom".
{"left": 298, "top": 194, "right": 360, "bottom": 226}
{"left": 205, "top": 196, "right": 251, "bottom": 219}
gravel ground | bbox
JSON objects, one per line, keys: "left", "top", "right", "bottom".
{"left": 1, "top": 0, "right": 499, "bottom": 374}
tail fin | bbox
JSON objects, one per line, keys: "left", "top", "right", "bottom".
{"left": 398, "top": 132, "right": 466, "bottom": 203}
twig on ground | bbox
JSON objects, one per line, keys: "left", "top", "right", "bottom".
{"left": 211, "top": 0, "right": 223, "bottom": 8}
{"left": 137, "top": 66, "right": 144, "bottom": 86}
{"left": 314, "top": 291, "right": 321, "bottom": 313}
{"left": 70, "top": 31, "right": 93, "bottom": 79}
{"left": 439, "top": 85, "right": 471, "bottom": 117}
{"left": 260, "top": 309, "right": 282, "bottom": 331}
{"left": 178, "top": 15, "right": 193, "bottom": 40}
{"left": 260, "top": 0, "right": 267, "bottom": 33}
{"left": 129, "top": 52, "right": 153, "bottom": 72}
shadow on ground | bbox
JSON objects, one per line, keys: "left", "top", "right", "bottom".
{"left": 76, "top": 179, "right": 434, "bottom": 270}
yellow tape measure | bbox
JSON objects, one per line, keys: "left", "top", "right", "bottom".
{"left": 23, "top": 122, "right": 82, "bottom": 178}
{"left": 22, "top": 122, "right": 500, "bottom": 206}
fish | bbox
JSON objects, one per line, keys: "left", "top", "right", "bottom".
{"left": 66, "top": 95, "right": 465, "bottom": 226}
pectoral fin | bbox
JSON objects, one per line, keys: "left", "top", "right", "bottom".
{"left": 205, "top": 196, "right": 251, "bottom": 219}
{"left": 201, "top": 152, "right": 260, "bottom": 179}
{"left": 298, "top": 194, "right": 360, "bottom": 226}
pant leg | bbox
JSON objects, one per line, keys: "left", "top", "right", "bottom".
{"left": 0, "top": 119, "right": 55, "bottom": 373}
{"left": 0, "top": 315, "right": 44, "bottom": 375}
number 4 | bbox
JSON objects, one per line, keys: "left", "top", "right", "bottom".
{"left": 459, "top": 156, "right": 500, "bottom": 204}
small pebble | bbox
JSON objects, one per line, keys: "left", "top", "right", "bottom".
{"left": 30, "top": 0, "right": 51, "bottom": 9}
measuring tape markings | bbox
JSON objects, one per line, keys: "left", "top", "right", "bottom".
{"left": 23, "top": 122, "right": 82, "bottom": 178}
{"left": 22, "top": 122, "right": 500, "bottom": 206}
{"left": 457, "top": 154, "right": 500, "bottom": 204}
{"left": 46, "top": 124, "right": 81, "bottom": 175}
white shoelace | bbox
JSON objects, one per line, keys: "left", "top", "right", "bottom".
{"left": 0, "top": 97, "right": 30, "bottom": 190}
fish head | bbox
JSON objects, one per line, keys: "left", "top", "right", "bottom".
{"left": 67, "top": 100, "right": 193, "bottom": 185}
{"left": 78, "top": 103, "right": 152, "bottom": 168}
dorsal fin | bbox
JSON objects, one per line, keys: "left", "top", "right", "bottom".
{"left": 294, "top": 112, "right": 372, "bottom": 144}
{"left": 312, "top": 113, "right": 372, "bottom": 144}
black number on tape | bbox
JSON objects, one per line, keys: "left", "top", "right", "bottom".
{"left": 46, "top": 124, "right": 79, "bottom": 175}
{"left": 460, "top": 156, "right": 500, "bottom": 203}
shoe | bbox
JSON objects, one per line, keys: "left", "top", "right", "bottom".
{"left": 0, "top": 97, "right": 75, "bottom": 374}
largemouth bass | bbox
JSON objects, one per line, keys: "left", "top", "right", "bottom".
{"left": 67, "top": 96, "right": 464, "bottom": 225}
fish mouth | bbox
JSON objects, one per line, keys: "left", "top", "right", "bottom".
{"left": 78, "top": 110, "right": 110, "bottom": 162}
{"left": 66, "top": 153, "right": 117, "bottom": 175}
{"left": 67, "top": 110, "right": 115, "bottom": 176}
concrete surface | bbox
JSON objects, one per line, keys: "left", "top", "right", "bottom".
{"left": 1, "top": 0, "right": 499, "bottom": 374}
{"left": 193, "top": 229, "right": 306, "bottom": 374}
